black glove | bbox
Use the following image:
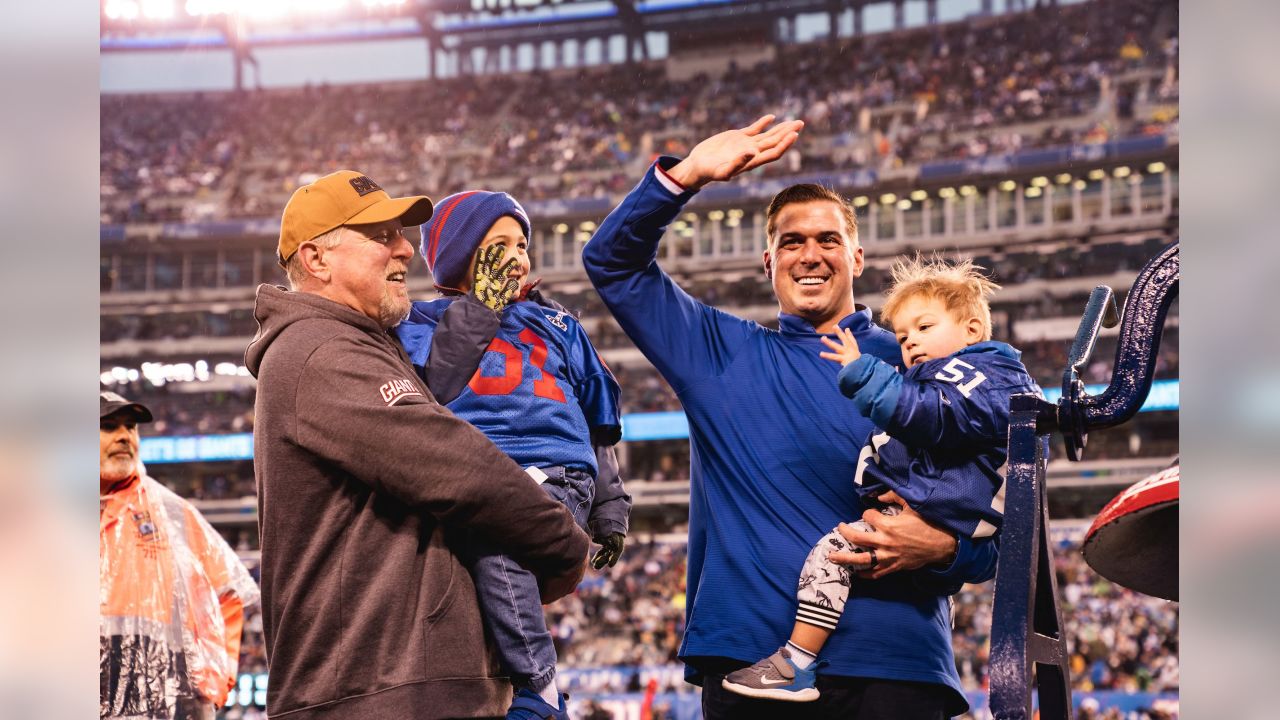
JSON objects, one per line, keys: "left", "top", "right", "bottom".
{"left": 591, "top": 532, "right": 626, "bottom": 570}
{"left": 471, "top": 244, "right": 520, "bottom": 311}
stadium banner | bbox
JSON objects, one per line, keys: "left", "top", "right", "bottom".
{"left": 1041, "top": 378, "right": 1179, "bottom": 412}
{"left": 136, "top": 384, "right": 1176, "bottom": 463}
{"left": 523, "top": 196, "right": 617, "bottom": 218}
{"left": 620, "top": 411, "right": 690, "bottom": 441}
{"left": 140, "top": 433, "right": 254, "bottom": 464}
{"left": 918, "top": 135, "right": 1170, "bottom": 181}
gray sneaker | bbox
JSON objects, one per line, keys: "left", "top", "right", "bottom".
{"left": 721, "top": 647, "right": 820, "bottom": 702}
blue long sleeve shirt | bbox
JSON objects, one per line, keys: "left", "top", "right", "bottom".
{"left": 582, "top": 159, "right": 996, "bottom": 712}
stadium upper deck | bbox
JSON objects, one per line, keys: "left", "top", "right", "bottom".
{"left": 101, "top": 0, "right": 1177, "bottom": 225}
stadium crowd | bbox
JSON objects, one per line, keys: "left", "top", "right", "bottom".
{"left": 100, "top": 0, "right": 1176, "bottom": 225}
{"left": 213, "top": 534, "right": 1176, "bottom": 718}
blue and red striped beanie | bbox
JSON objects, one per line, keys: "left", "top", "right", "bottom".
{"left": 420, "top": 190, "right": 532, "bottom": 292}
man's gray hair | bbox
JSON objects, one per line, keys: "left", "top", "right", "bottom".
{"left": 285, "top": 226, "right": 347, "bottom": 289}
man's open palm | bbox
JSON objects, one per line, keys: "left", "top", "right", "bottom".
{"left": 668, "top": 115, "right": 804, "bottom": 191}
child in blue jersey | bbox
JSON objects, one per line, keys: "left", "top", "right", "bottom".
{"left": 394, "top": 191, "right": 631, "bottom": 720}
{"left": 724, "top": 256, "right": 1040, "bottom": 702}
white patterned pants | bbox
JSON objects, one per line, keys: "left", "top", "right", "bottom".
{"left": 794, "top": 503, "right": 901, "bottom": 631}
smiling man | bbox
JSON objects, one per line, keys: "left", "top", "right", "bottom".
{"left": 246, "top": 171, "right": 590, "bottom": 719}
{"left": 583, "top": 118, "right": 998, "bottom": 720}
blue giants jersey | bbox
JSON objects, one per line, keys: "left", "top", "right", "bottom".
{"left": 838, "top": 341, "right": 1041, "bottom": 540}
{"left": 396, "top": 298, "right": 621, "bottom": 474}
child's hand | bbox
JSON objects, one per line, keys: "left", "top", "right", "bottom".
{"left": 819, "top": 326, "right": 862, "bottom": 366}
{"left": 591, "top": 532, "right": 626, "bottom": 570}
{"left": 471, "top": 244, "right": 520, "bottom": 311}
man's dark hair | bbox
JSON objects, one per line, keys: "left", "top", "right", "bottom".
{"left": 764, "top": 184, "right": 860, "bottom": 248}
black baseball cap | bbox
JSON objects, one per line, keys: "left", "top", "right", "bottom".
{"left": 100, "top": 391, "right": 154, "bottom": 423}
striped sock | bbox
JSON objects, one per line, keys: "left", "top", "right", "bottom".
{"left": 786, "top": 640, "right": 818, "bottom": 669}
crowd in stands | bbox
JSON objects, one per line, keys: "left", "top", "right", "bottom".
{"left": 550, "top": 536, "right": 1179, "bottom": 698}
{"left": 215, "top": 534, "right": 1176, "bottom": 718}
{"left": 100, "top": 0, "right": 1177, "bottom": 225}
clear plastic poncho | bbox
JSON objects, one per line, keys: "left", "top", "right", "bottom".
{"left": 100, "top": 475, "right": 260, "bottom": 719}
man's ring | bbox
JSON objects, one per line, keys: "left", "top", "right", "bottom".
{"left": 867, "top": 548, "right": 878, "bottom": 570}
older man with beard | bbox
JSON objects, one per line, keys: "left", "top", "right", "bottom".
{"left": 99, "top": 391, "right": 259, "bottom": 720}
{"left": 246, "top": 170, "right": 590, "bottom": 719}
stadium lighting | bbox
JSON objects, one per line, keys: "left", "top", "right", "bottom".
{"left": 1030, "top": 176, "right": 1049, "bottom": 188}
{"left": 726, "top": 209, "right": 744, "bottom": 219}
{"left": 1087, "top": 169, "right": 1106, "bottom": 181}
{"left": 879, "top": 193, "right": 896, "bottom": 205}
{"left": 553, "top": 223, "right": 568, "bottom": 234}
{"left": 1113, "top": 166, "right": 1132, "bottom": 178}
{"left": 1055, "top": 173, "right": 1073, "bottom": 185}
{"left": 896, "top": 199, "right": 912, "bottom": 211}
{"left": 579, "top": 220, "right": 597, "bottom": 231}
{"left": 959, "top": 185, "right": 977, "bottom": 197}
{"left": 998, "top": 180, "right": 1016, "bottom": 192}
{"left": 707, "top": 210, "right": 725, "bottom": 221}
{"left": 852, "top": 196, "right": 869, "bottom": 207}
{"left": 1074, "top": 179, "right": 1088, "bottom": 190}
{"left": 672, "top": 221, "right": 687, "bottom": 231}
{"left": 682, "top": 213, "right": 698, "bottom": 223}
{"left": 1025, "top": 187, "right": 1042, "bottom": 198}
{"left": 104, "top": 0, "right": 141, "bottom": 19}
{"left": 724, "top": 218, "right": 740, "bottom": 228}
{"left": 937, "top": 187, "right": 956, "bottom": 199}
{"left": 576, "top": 231, "right": 592, "bottom": 243}
{"left": 1147, "top": 162, "right": 1167, "bottom": 174}
{"left": 185, "top": 0, "right": 348, "bottom": 20}
{"left": 910, "top": 190, "right": 927, "bottom": 202}
{"left": 141, "top": 0, "right": 176, "bottom": 19}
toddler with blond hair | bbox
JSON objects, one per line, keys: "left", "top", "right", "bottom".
{"left": 723, "top": 256, "right": 1040, "bottom": 702}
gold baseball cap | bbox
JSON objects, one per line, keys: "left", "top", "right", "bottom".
{"left": 277, "top": 170, "right": 434, "bottom": 265}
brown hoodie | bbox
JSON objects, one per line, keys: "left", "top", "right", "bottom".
{"left": 245, "top": 285, "right": 588, "bottom": 719}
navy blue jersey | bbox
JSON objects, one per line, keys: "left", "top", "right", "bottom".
{"left": 839, "top": 342, "right": 1041, "bottom": 540}
{"left": 582, "top": 158, "right": 998, "bottom": 711}
{"left": 396, "top": 298, "right": 621, "bottom": 474}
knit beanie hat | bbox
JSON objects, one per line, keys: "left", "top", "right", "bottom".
{"left": 420, "top": 190, "right": 532, "bottom": 292}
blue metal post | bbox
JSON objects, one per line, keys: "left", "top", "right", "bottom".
{"left": 988, "top": 242, "right": 1179, "bottom": 720}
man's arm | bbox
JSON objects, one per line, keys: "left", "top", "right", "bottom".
{"left": 424, "top": 296, "right": 500, "bottom": 404}
{"left": 395, "top": 298, "right": 501, "bottom": 406}
{"left": 295, "top": 337, "right": 589, "bottom": 602}
{"left": 828, "top": 491, "right": 998, "bottom": 586}
{"left": 581, "top": 116, "right": 802, "bottom": 389}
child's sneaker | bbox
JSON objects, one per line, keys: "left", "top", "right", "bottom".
{"left": 721, "top": 646, "right": 820, "bottom": 702}
{"left": 505, "top": 688, "right": 569, "bottom": 720}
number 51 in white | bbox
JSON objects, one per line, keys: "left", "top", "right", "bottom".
{"left": 934, "top": 358, "right": 987, "bottom": 398}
